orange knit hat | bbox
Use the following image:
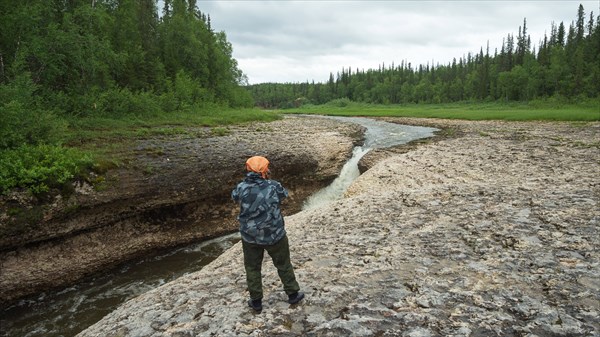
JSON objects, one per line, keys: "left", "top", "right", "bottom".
{"left": 246, "top": 156, "right": 270, "bottom": 178}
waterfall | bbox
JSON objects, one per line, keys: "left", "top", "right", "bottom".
{"left": 300, "top": 116, "right": 438, "bottom": 211}
{"left": 0, "top": 117, "right": 437, "bottom": 337}
{"left": 302, "top": 146, "right": 370, "bottom": 210}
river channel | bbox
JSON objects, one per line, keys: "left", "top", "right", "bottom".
{"left": 0, "top": 117, "right": 437, "bottom": 337}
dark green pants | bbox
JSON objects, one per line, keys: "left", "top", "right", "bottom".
{"left": 242, "top": 235, "right": 300, "bottom": 300}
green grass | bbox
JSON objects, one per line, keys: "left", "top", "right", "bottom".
{"left": 3, "top": 100, "right": 597, "bottom": 197}
{"left": 0, "top": 108, "right": 281, "bottom": 196}
{"left": 64, "top": 107, "right": 282, "bottom": 173}
{"left": 65, "top": 108, "right": 281, "bottom": 146}
{"left": 283, "top": 100, "right": 600, "bottom": 121}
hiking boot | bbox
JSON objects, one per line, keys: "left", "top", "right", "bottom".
{"left": 248, "top": 298, "right": 262, "bottom": 312}
{"left": 288, "top": 292, "right": 305, "bottom": 304}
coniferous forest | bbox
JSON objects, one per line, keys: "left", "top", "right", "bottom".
{"left": 248, "top": 4, "right": 599, "bottom": 108}
{"left": 0, "top": 0, "right": 252, "bottom": 121}
{"left": 0, "top": 2, "right": 598, "bottom": 195}
{"left": 0, "top": 0, "right": 253, "bottom": 194}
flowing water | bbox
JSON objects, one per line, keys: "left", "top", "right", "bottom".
{"left": 303, "top": 116, "right": 437, "bottom": 210}
{"left": 0, "top": 234, "right": 241, "bottom": 337}
{"left": 0, "top": 117, "right": 437, "bottom": 337}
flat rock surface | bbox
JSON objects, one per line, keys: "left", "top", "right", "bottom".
{"left": 79, "top": 119, "right": 599, "bottom": 337}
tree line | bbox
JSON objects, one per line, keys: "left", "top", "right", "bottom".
{"left": 248, "top": 4, "right": 599, "bottom": 108}
{"left": 0, "top": 0, "right": 253, "bottom": 194}
{"left": 0, "top": 0, "right": 252, "bottom": 123}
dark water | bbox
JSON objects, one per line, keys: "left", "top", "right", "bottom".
{"left": 0, "top": 233, "right": 240, "bottom": 337}
{"left": 0, "top": 117, "right": 437, "bottom": 337}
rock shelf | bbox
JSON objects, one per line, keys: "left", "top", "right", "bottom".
{"left": 79, "top": 119, "right": 599, "bottom": 337}
{"left": 0, "top": 116, "right": 363, "bottom": 306}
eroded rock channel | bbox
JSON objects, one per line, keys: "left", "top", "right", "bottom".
{"left": 78, "top": 118, "right": 599, "bottom": 337}
{"left": 2, "top": 117, "right": 599, "bottom": 337}
{"left": 0, "top": 115, "right": 365, "bottom": 308}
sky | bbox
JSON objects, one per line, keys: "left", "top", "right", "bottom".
{"left": 190, "top": 1, "right": 597, "bottom": 84}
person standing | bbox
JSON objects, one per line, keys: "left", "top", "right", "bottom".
{"left": 231, "top": 156, "right": 304, "bottom": 312}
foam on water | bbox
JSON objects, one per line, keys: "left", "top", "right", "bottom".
{"left": 303, "top": 146, "right": 370, "bottom": 210}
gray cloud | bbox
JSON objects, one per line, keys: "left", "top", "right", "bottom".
{"left": 195, "top": 0, "right": 596, "bottom": 84}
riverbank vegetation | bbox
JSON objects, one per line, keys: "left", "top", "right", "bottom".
{"left": 284, "top": 98, "right": 600, "bottom": 121}
{"left": 0, "top": 0, "right": 271, "bottom": 195}
{"left": 2, "top": 2, "right": 598, "bottom": 196}
{"left": 0, "top": 107, "right": 279, "bottom": 195}
{"left": 249, "top": 4, "right": 599, "bottom": 109}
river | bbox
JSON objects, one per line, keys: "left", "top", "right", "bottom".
{"left": 0, "top": 117, "right": 437, "bottom": 337}
{"left": 303, "top": 116, "right": 438, "bottom": 210}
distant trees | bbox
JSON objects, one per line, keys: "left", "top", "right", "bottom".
{"left": 249, "top": 4, "right": 599, "bottom": 108}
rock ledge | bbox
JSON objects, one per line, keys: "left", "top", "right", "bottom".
{"left": 80, "top": 119, "right": 599, "bottom": 337}
{"left": 0, "top": 115, "right": 363, "bottom": 306}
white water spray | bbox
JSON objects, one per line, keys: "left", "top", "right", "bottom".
{"left": 301, "top": 116, "right": 438, "bottom": 211}
{"left": 302, "top": 146, "right": 370, "bottom": 210}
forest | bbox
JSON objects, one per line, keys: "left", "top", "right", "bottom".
{"left": 0, "top": 0, "right": 253, "bottom": 145}
{"left": 248, "top": 4, "right": 599, "bottom": 108}
{"left": 0, "top": 0, "right": 254, "bottom": 194}
{"left": 0, "top": 2, "right": 598, "bottom": 195}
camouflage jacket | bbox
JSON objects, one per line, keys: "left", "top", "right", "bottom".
{"left": 232, "top": 172, "right": 288, "bottom": 245}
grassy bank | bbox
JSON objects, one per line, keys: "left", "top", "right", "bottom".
{"left": 283, "top": 99, "right": 600, "bottom": 121}
{"left": 66, "top": 108, "right": 281, "bottom": 148}
{"left": 3, "top": 100, "right": 598, "bottom": 195}
{"left": 1, "top": 108, "right": 281, "bottom": 195}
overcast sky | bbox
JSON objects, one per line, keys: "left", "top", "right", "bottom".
{"left": 191, "top": 1, "right": 596, "bottom": 84}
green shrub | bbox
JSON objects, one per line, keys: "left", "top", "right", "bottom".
{"left": 173, "top": 71, "right": 214, "bottom": 111}
{"left": 326, "top": 97, "right": 352, "bottom": 107}
{"left": 0, "top": 145, "right": 93, "bottom": 195}
{"left": 0, "top": 74, "right": 38, "bottom": 105}
{"left": 227, "top": 86, "right": 255, "bottom": 108}
{"left": 0, "top": 98, "right": 67, "bottom": 150}
{"left": 95, "top": 88, "right": 162, "bottom": 116}
{"left": 0, "top": 75, "right": 66, "bottom": 149}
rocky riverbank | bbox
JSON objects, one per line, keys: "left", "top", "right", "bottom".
{"left": 79, "top": 118, "right": 599, "bottom": 337}
{"left": 0, "top": 115, "right": 364, "bottom": 306}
